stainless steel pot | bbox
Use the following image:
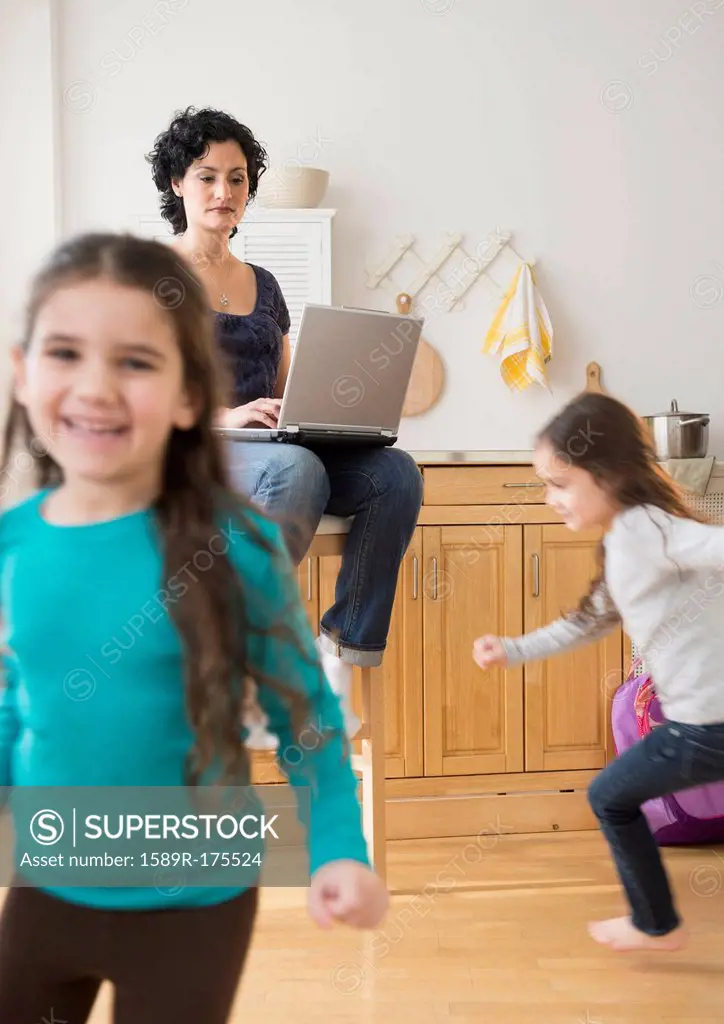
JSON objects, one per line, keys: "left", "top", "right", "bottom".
{"left": 643, "top": 399, "right": 710, "bottom": 460}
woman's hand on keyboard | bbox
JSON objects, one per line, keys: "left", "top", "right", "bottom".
{"left": 218, "top": 399, "right": 282, "bottom": 429}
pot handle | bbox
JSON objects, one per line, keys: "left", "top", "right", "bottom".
{"left": 679, "top": 415, "right": 710, "bottom": 426}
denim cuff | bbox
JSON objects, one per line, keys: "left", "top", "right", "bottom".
{"left": 318, "top": 629, "right": 384, "bottom": 668}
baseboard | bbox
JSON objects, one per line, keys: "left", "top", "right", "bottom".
{"left": 385, "top": 788, "right": 597, "bottom": 840}
{"left": 250, "top": 757, "right": 599, "bottom": 840}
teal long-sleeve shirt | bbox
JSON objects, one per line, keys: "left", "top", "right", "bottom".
{"left": 0, "top": 490, "right": 368, "bottom": 909}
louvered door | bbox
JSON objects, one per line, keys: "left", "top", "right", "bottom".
{"left": 230, "top": 211, "right": 333, "bottom": 345}
{"left": 135, "top": 210, "right": 334, "bottom": 346}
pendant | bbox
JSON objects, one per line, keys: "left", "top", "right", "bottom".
{"left": 220, "top": 293, "right": 230, "bottom": 308}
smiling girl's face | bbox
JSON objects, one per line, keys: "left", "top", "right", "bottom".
{"left": 12, "top": 277, "right": 196, "bottom": 493}
{"left": 534, "top": 438, "right": 619, "bottom": 532}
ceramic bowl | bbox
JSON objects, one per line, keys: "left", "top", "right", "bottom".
{"left": 256, "top": 167, "right": 330, "bottom": 208}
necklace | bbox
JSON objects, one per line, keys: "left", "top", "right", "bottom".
{"left": 188, "top": 247, "right": 233, "bottom": 310}
{"left": 214, "top": 257, "right": 233, "bottom": 310}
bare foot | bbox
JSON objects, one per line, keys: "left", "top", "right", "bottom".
{"left": 588, "top": 916, "right": 687, "bottom": 952}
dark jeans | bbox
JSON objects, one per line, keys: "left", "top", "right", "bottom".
{"left": 588, "top": 719, "right": 724, "bottom": 935}
{"left": 226, "top": 441, "right": 423, "bottom": 666}
{"left": 0, "top": 884, "right": 258, "bottom": 1022}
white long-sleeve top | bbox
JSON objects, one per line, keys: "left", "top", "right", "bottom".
{"left": 501, "top": 504, "right": 724, "bottom": 725}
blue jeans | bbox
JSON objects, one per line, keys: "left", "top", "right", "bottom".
{"left": 225, "top": 442, "right": 423, "bottom": 667}
{"left": 588, "top": 719, "right": 724, "bottom": 935}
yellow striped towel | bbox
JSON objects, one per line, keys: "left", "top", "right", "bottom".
{"left": 482, "top": 263, "right": 553, "bottom": 391}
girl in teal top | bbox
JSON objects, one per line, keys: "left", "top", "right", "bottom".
{"left": 0, "top": 231, "right": 387, "bottom": 1022}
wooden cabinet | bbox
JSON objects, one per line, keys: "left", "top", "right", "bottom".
{"left": 523, "top": 526, "right": 619, "bottom": 771}
{"left": 422, "top": 525, "right": 524, "bottom": 776}
{"left": 416, "top": 522, "right": 619, "bottom": 778}
{"left": 317, "top": 528, "right": 424, "bottom": 779}
{"left": 257, "top": 460, "right": 624, "bottom": 837}
{"left": 296, "top": 518, "right": 619, "bottom": 781}
{"left": 297, "top": 555, "right": 320, "bottom": 631}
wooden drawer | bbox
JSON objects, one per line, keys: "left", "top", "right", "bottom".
{"left": 422, "top": 465, "right": 544, "bottom": 505}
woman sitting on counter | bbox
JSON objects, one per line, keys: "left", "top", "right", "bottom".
{"left": 147, "top": 105, "right": 423, "bottom": 745}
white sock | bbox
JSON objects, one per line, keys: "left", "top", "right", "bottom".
{"left": 317, "top": 638, "right": 361, "bottom": 739}
{"left": 243, "top": 687, "right": 278, "bottom": 751}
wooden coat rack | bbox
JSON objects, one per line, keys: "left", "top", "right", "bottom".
{"left": 365, "top": 228, "right": 533, "bottom": 313}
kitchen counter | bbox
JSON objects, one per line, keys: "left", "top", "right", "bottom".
{"left": 406, "top": 449, "right": 534, "bottom": 465}
{"left": 403, "top": 450, "right": 724, "bottom": 500}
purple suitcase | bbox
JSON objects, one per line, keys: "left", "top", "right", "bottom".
{"left": 611, "top": 663, "right": 724, "bottom": 845}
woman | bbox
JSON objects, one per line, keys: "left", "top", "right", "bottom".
{"left": 147, "top": 106, "right": 423, "bottom": 747}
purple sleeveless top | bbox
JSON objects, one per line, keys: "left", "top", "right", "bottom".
{"left": 214, "top": 263, "right": 290, "bottom": 406}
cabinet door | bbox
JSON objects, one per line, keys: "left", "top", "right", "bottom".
{"left": 423, "top": 525, "right": 524, "bottom": 776}
{"left": 297, "top": 555, "right": 320, "bottom": 633}
{"left": 318, "top": 530, "right": 423, "bottom": 778}
{"left": 136, "top": 213, "right": 331, "bottom": 351}
{"left": 231, "top": 218, "right": 328, "bottom": 348}
{"left": 523, "top": 525, "right": 621, "bottom": 771}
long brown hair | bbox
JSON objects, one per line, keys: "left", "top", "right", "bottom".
{"left": 537, "top": 391, "right": 706, "bottom": 621}
{"left": 3, "top": 232, "right": 320, "bottom": 785}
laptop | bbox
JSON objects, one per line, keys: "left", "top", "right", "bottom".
{"left": 215, "top": 303, "right": 424, "bottom": 447}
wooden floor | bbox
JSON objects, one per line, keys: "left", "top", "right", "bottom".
{"left": 18, "top": 830, "right": 724, "bottom": 1022}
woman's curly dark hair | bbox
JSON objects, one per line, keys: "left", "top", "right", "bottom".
{"left": 146, "top": 106, "right": 269, "bottom": 238}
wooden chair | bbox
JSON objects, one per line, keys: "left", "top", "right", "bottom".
{"left": 309, "top": 515, "right": 387, "bottom": 880}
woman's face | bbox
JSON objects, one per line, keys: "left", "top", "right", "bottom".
{"left": 173, "top": 139, "right": 250, "bottom": 238}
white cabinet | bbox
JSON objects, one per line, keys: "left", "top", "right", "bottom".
{"left": 231, "top": 208, "right": 334, "bottom": 346}
{"left": 135, "top": 208, "right": 334, "bottom": 348}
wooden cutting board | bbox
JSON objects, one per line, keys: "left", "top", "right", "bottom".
{"left": 397, "top": 292, "right": 445, "bottom": 417}
{"left": 585, "top": 361, "right": 604, "bottom": 393}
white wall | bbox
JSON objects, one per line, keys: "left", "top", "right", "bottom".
{"left": 0, "top": 0, "right": 58, "bottom": 356}
{"left": 51, "top": 0, "right": 724, "bottom": 452}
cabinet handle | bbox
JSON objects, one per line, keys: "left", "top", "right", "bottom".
{"left": 503, "top": 482, "right": 543, "bottom": 488}
{"left": 307, "top": 557, "right": 313, "bottom": 601}
{"left": 432, "top": 556, "right": 438, "bottom": 600}
{"left": 532, "top": 553, "right": 540, "bottom": 598}
{"left": 412, "top": 555, "right": 419, "bottom": 599}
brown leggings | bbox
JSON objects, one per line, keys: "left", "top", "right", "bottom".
{"left": 0, "top": 883, "right": 258, "bottom": 1023}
